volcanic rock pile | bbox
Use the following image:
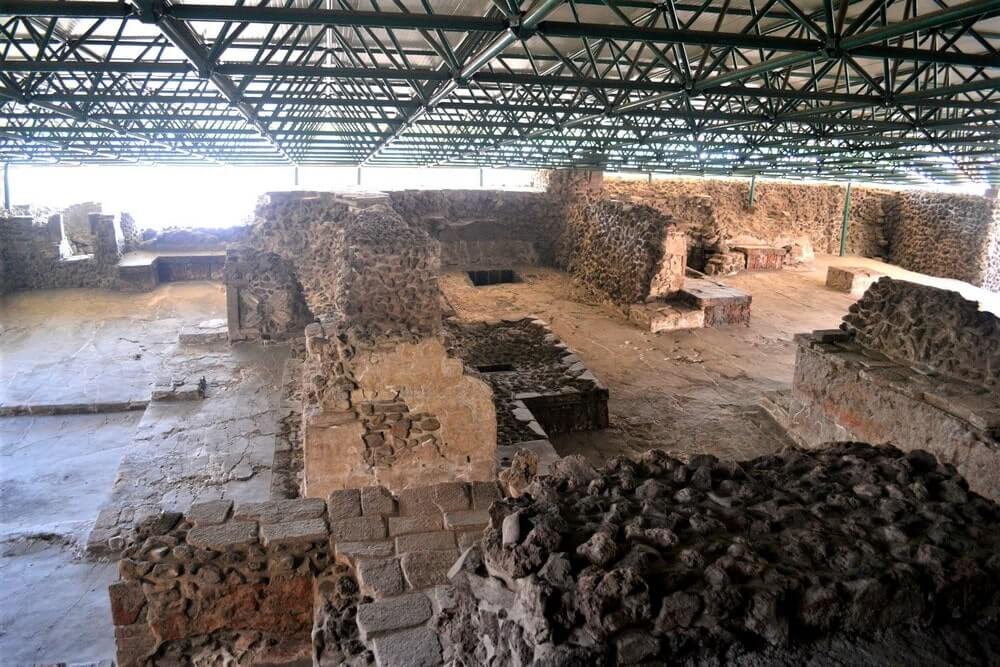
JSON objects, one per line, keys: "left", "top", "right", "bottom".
{"left": 441, "top": 443, "right": 1000, "bottom": 665}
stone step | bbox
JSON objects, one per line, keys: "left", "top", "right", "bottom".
{"left": 629, "top": 301, "right": 705, "bottom": 332}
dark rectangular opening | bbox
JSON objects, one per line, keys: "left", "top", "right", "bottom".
{"left": 476, "top": 363, "right": 515, "bottom": 373}
{"left": 467, "top": 269, "right": 520, "bottom": 286}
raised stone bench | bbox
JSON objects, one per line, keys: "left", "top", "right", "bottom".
{"left": 774, "top": 329, "right": 999, "bottom": 501}
{"left": 178, "top": 318, "right": 228, "bottom": 344}
{"left": 731, "top": 243, "right": 786, "bottom": 271}
{"left": 628, "top": 302, "right": 705, "bottom": 332}
{"left": 826, "top": 265, "right": 884, "bottom": 295}
{"left": 118, "top": 249, "right": 226, "bottom": 290}
{"left": 629, "top": 278, "right": 751, "bottom": 332}
{"left": 678, "top": 278, "right": 752, "bottom": 326}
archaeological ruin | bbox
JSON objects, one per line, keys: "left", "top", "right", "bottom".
{"left": 2, "top": 1, "right": 999, "bottom": 666}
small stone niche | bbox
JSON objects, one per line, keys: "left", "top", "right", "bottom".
{"left": 467, "top": 268, "right": 520, "bottom": 286}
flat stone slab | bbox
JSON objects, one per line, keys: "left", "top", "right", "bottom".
{"left": 356, "top": 593, "right": 432, "bottom": 639}
{"left": 678, "top": 278, "right": 752, "bottom": 308}
{"left": 178, "top": 319, "right": 229, "bottom": 345}
{"left": 826, "top": 265, "right": 884, "bottom": 295}
{"left": 629, "top": 302, "right": 705, "bottom": 332}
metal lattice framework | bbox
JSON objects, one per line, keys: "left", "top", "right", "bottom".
{"left": 1, "top": 0, "right": 998, "bottom": 184}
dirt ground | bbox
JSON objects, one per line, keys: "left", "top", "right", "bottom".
{"left": 440, "top": 253, "right": 1000, "bottom": 466}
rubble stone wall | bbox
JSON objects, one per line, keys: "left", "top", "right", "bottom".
{"left": 224, "top": 248, "right": 314, "bottom": 341}
{"left": 111, "top": 481, "right": 501, "bottom": 667}
{"left": 597, "top": 177, "right": 999, "bottom": 286}
{"left": 885, "top": 190, "right": 1000, "bottom": 287}
{"left": 553, "top": 193, "right": 680, "bottom": 305}
{"left": 0, "top": 211, "right": 122, "bottom": 291}
{"left": 302, "top": 321, "right": 496, "bottom": 495}
{"left": 388, "top": 189, "right": 558, "bottom": 269}
{"left": 442, "top": 444, "right": 1000, "bottom": 665}
{"left": 248, "top": 192, "right": 441, "bottom": 338}
{"left": 842, "top": 278, "right": 1000, "bottom": 390}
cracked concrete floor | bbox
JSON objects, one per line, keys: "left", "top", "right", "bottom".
{"left": 0, "top": 284, "right": 226, "bottom": 665}
{"left": 0, "top": 282, "right": 226, "bottom": 408}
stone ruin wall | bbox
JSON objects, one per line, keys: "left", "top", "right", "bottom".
{"left": 235, "top": 192, "right": 496, "bottom": 496}
{"left": 780, "top": 279, "right": 1000, "bottom": 500}
{"left": 110, "top": 482, "right": 502, "bottom": 667}
{"left": 302, "top": 321, "right": 496, "bottom": 495}
{"left": 885, "top": 190, "right": 1000, "bottom": 288}
{"left": 599, "top": 177, "right": 1000, "bottom": 289}
{"left": 224, "top": 248, "right": 313, "bottom": 342}
{"left": 388, "top": 189, "right": 559, "bottom": 270}
{"left": 0, "top": 209, "right": 124, "bottom": 292}
{"left": 842, "top": 278, "right": 1000, "bottom": 390}
{"left": 545, "top": 170, "right": 685, "bottom": 306}
{"left": 247, "top": 192, "right": 440, "bottom": 337}
{"left": 443, "top": 444, "right": 1000, "bottom": 666}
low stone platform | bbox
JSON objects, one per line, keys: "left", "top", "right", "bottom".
{"left": 118, "top": 249, "right": 226, "bottom": 291}
{"left": 628, "top": 302, "right": 705, "bottom": 332}
{"left": 731, "top": 243, "right": 786, "bottom": 271}
{"left": 773, "top": 329, "right": 999, "bottom": 501}
{"left": 630, "top": 278, "right": 752, "bottom": 332}
{"left": 178, "top": 318, "right": 228, "bottom": 344}
{"left": 826, "top": 265, "right": 884, "bottom": 295}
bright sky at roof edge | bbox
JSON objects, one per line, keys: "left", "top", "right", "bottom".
{"left": 2, "top": 165, "right": 989, "bottom": 231}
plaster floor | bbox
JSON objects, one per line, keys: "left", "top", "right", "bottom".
{"left": 0, "top": 282, "right": 226, "bottom": 408}
{"left": 0, "top": 413, "right": 139, "bottom": 665}
{"left": 440, "top": 253, "right": 999, "bottom": 466}
{"left": 0, "top": 283, "right": 226, "bottom": 665}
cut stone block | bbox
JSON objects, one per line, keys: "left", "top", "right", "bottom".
{"left": 260, "top": 518, "right": 328, "bottom": 547}
{"left": 187, "top": 499, "right": 232, "bottom": 527}
{"left": 336, "top": 540, "right": 395, "bottom": 559}
{"left": 357, "top": 558, "right": 404, "bottom": 598}
{"left": 234, "top": 498, "right": 326, "bottom": 524}
{"left": 327, "top": 489, "right": 362, "bottom": 520}
{"left": 388, "top": 514, "right": 443, "bottom": 536}
{"left": 356, "top": 593, "right": 432, "bottom": 640}
{"left": 186, "top": 521, "right": 258, "bottom": 550}
{"left": 443, "top": 509, "right": 490, "bottom": 530}
{"left": 395, "top": 531, "right": 457, "bottom": 554}
{"left": 372, "top": 626, "right": 442, "bottom": 667}
{"left": 361, "top": 486, "right": 396, "bottom": 516}
{"left": 400, "top": 550, "right": 458, "bottom": 589}
{"left": 330, "top": 515, "right": 387, "bottom": 542}
{"left": 826, "top": 265, "right": 885, "bottom": 295}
